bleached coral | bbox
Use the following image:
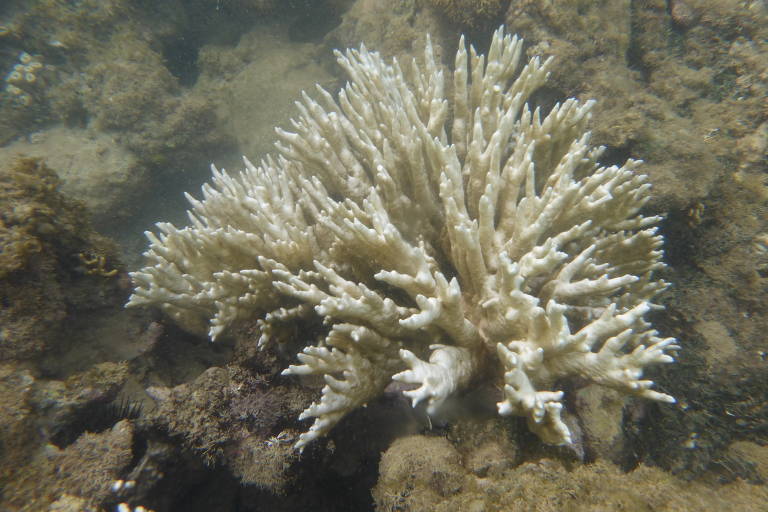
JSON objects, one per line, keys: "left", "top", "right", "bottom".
{"left": 128, "top": 27, "right": 678, "bottom": 451}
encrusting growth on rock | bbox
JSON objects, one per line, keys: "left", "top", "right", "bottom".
{"left": 128, "top": 27, "right": 679, "bottom": 451}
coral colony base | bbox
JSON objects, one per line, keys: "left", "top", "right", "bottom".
{"left": 128, "top": 27, "right": 679, "bottom": 451}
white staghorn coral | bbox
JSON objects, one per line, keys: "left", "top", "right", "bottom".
{"left": 128, "top": 27, "right": 678, "bottom": 451}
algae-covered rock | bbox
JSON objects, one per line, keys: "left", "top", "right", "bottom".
{"left": 373, "top": 435, "right": 469, "bottom": 510}
{"left": 146, "top": 364, "right": 309, "bottom": 492}
{"left": 2, "top": 419, "right": 134, "bottom": 512}
{"left": 328, "top": 0, "right": 448, "bottom": 64}
{"left": 0, "top": 361, "right": 130, "bottom": 506}
{"left": 374, "top": 437, "right": 768, "bottom": 511}
{"left": 427, "top": 0, "right": 506, "bottom": 29}
{"left": 0, "top": 364, "right": 36, "bottom": 482}
{"left": 0, "top": 127, "right": 144, "bottom": 230}
{"left": 0, "top": 158, "right": 124, "bottom": 362}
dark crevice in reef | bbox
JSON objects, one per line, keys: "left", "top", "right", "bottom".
{"left": 162, "top": 35, "right": 202, "bottom": 87}
{"left": 599, "top": 144, "right": 633, "bottom": 169}
{"left": 49, "top": 398, "right": 143, "bottom": 449}
{"left": 286, "top": 0, "right": 346, "bottom": 43}
{"left": 626, "top": 0, "right": 653, "bottom": 83}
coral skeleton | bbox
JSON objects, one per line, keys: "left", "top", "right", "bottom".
{"left": 128, "top": 27, "right": 678, "bottom": 451}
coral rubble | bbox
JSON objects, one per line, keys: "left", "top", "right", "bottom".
{"left": 128, "top": 27, "right": 678, "bottom": 451}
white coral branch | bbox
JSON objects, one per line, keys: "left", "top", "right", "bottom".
{"left": 393, "top": 344, "right": 478, "bottom": 416}
{"left": 496, "top": 342, "right": 571, "bottom": 445}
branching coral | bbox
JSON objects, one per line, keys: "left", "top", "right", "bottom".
{"left": 128, "top": 27, "right": 678, "bottom": 451}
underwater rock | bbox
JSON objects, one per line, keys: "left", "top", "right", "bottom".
{"left": 0, "top": 157, "right": 124, "bottom": 362}
{"left": 146, "top": 365, "right": 308, "bottom": 492}
{"left": 0, "top": 127, "right": 145, "bottom": 230}
{"left": 2, "top": 419, "right": 134, "bottom": 511}
{"left": 427, "top": 0, "right": 507, "bottom": 30}
{"left": 374, "top": 443, "right": 768, "bottom": 511}
{"left": 373, "top": 435, "right": 467, "bottom": 510}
